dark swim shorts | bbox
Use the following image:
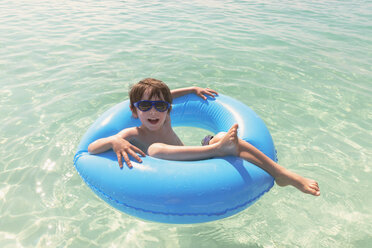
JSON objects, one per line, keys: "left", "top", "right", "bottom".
{"left": 201, "top": 135, "right": 214, "bottom": 146}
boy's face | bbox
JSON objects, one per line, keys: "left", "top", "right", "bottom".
{"left": 132, "top": 90, "right": 169, "bottom": 131}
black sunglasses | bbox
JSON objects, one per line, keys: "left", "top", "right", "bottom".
{"left": 134, "top": 100, "right": 171, "bottom": 112}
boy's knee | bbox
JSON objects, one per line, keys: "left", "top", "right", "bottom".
{"left": 148, "top": 143, "right": 166, "bottom": 158}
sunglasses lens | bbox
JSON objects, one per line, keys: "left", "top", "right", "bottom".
{"left": 138, "top": 101, "right": 152, "bottom": 111}
{"left": 154, "top": 102, "right": 168, "bottom": 112}
{"left": 135, "top": 101, "right": 169, "bottom": 112}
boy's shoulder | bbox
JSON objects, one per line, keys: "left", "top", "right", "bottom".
{"left": 118, "top": 126, "right": 140, "bottom": 139}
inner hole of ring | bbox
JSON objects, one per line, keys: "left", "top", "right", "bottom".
{"left": 173, "top": 126, "right": 214, "bottom": 146}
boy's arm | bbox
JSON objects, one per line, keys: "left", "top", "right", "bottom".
{"left": 171, "top": 86, "right": 218, "bottom": 100}
{"left": 88, "top": 128, "right": 145, "bottom": 169}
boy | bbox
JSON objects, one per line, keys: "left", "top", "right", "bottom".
{"left": 88, "top": 78, "right": 320, "bottom": 196}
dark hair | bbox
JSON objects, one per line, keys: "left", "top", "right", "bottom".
{"left": 129, "top": 78, "right": 172, "bottom": 113}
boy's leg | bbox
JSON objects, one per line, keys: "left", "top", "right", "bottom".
{"left": 148, "top": 124, "right": 239, "bottom": 161}
{"left": 209, "top": 132, "right": 320, "bottom": 196}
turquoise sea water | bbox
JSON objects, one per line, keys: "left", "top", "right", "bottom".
{"left": 1, "top": 0, "right": 371, "bottom": 247}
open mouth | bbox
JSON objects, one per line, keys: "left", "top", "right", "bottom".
{"left": 148, "top": 118, "right": 159, "bottom": 125}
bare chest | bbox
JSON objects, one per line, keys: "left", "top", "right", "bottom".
{"left": 131, "top": 128, "right": 183, "bottom": 154}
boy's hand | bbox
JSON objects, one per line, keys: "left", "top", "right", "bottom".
{"left": 194, "top": 87, "right": 218, "bottom": 100}
{"left": 111, "top": 135, "right": 146, "bottom": 169}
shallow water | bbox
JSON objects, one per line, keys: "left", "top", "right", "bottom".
{"left": 1, "top": 0, "right": 371, "bottom": 247}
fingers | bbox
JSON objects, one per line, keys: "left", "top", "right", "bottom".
{"left": 116, "top": 153, "right": 123, "bottom": 169}
{"left": 131, "top": 145, "right": 146, "bottom": 158}
{"left": 117, "top": 147, "right": 146, "bottom": 169}
{"left": 199, "top": 93, "right": 207, "bottom": 100}
{"left": 112, "top": 137, "right": 146, "bottom": 169}
{"left": 200, "top": 88, "right": 218, "bottom": 100}
{"left": 122, "top": 151, "right": 132, "bottom": 168}
{"left": 127, "top": 149, "right": 143, "bottom": 163}
{"left": 205, "top": 88, "right": 218, "bottom": 96}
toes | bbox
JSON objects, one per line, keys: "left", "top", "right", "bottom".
{"left": 313, "top": 184, "right": 320, "bottom": 192}
{"left": 228, "top": 124, "right": 238, "bottom": 137}
{"left": 229, "top": 124, "right": 238, "bottom": 132}
{"left": 310, "top": 181, "right": 320, "bottom": 191}
{"left": 308, "top": 184, "right": 320, "bottom": 196}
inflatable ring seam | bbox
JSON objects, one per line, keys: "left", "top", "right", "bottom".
{"left": 82, "top": 174, "right": 274, "bottom": 217}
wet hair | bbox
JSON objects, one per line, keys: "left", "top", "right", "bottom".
{"left": 129, "top": 78, "right": 172, "bottom": 113}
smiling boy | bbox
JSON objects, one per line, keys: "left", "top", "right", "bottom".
{"left": 88, "top": 78, "right": 320, "bottom": 196}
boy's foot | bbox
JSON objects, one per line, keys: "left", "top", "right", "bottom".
{"left": 218, "top": 124, "right": 239, "bottom": 156}
{"left": 275, "top": 169, "right": 320, "bottom": 196}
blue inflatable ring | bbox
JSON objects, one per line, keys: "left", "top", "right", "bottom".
{"left": 74, "top": 93, "right": 276, "bottom": 224}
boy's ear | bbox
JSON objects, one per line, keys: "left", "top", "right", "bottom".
{"left": 130, "top": 105, "right": 138, "bottom": 118}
